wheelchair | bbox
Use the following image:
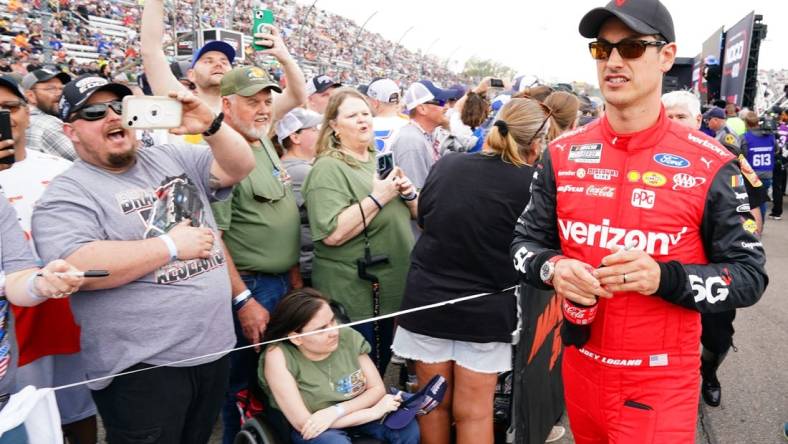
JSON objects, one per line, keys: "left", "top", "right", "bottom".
{"left": 233, "top": 301, "right": 384, "bottom": 444}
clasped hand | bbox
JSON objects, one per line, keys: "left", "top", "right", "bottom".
{"left": 553, "top": 247, "right": 661, "bottom": 306}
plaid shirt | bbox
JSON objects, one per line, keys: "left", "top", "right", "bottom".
{"left": 25, "top": 107, "right": 77, "bottom": 161}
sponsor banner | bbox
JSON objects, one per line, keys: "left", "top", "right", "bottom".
{"left": 720, "top": 12, "right": 755, "bottom": 106}
{"left": 693, "top": 27, "right": 724, "bottom": 103}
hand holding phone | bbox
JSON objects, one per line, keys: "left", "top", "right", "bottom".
{"left": 252, "top": 8, "right": 275, "bottom": 51}
{"left": 121, "top": 96, "right": 183, "bottom": 130}
{"left": 0, "top": 110, "right": 13, "bottom": 166}
{"left": 376, "top": 152, "right": 394, "bottom": 179}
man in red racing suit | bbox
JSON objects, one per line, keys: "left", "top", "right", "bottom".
{"left": 511, "top": 1, "right": 768, "bottom": 443}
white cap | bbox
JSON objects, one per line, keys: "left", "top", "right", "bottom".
{"left": 275, "top": 108, "right": 323, "bottom": 141}
{"left": 367, "top": 78, "right": 400, "bottom": 104}
{"left": 403, "top": 82, "right": 434, "bottom": 112}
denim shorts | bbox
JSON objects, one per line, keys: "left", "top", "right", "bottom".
{"left": 391, "top": 327, "right": 512, "bottom": 374}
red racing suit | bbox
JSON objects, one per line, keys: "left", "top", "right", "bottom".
{"left": 511, "top": 108, "right": 767, "bottom": 443}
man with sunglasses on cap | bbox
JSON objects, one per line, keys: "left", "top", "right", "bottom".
{"left": 30, "top": 75, "right": 255, "bottom": 443}
{"left": 511, "top": 1, "right": 767, "bottom": 442}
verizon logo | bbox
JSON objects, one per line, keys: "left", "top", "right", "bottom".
{"left": 558, "top": 218, "right": 688, "bottom": 256}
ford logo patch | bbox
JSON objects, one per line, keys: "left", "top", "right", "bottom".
{"left": 654, "top": 153, "right": 690, "bottom": 169}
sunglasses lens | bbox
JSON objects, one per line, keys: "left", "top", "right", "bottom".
{"left": 82, "top": 105, "right": 108, "bottom": 121}
{"left": 618, "top": 41, "right": 646, "bottom": 59}
{"left": 589, "top": 42, "right": 610, "bottom": 60}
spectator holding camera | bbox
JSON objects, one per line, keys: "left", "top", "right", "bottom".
{"left": 302, "top": 88, "right": 417, "bottom": 373}
{"left": 31, "top": 75, "right": 255, "bottom": 443}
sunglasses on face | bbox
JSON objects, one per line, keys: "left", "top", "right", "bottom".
{"left": 69, "top": 101, "right": 123, "bottom": 122}
{"left": 588, "top": 39, "right": 667, "bottom": 60}
{"left": 424, "top": 99, "right": 446, "bottom": 107}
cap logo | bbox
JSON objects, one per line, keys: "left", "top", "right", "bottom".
{"left": 317, "top": 75, "right": 331, "bottom": 84}
{"left": 75, "top": 77, "right": 107, "bottom": 94}
{"left": 246, "top": 67, "right": 267, "bottom": 79}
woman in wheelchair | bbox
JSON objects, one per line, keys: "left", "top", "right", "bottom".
{"left": 259, "top": 288, "right": 420, "bottom": 444}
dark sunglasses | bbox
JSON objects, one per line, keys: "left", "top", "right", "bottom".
{"left": 0, "top": 100, "right": 27, "bottom": 113}
{"left": 424, "top": 99, "right": 446, "bottom": 107}
{"left": 69, "top": 101, "right": 123, "bottom": 122}
{"left": 588, "top": 39, "right": 667, "bottom": 60}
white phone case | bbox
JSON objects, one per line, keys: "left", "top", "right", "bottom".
{"left": 121, "top": 96, "right": 183, "bottom": 129}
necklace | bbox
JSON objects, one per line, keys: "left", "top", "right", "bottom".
{"left": 315, "top": 360, "right": 335, "bottom": 391}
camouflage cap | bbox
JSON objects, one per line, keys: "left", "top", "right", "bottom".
{"left": 220, "top": 66, "right": 282, "bottom": 97}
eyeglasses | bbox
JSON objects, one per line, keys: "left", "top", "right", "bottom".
{"left": 32, "top": 85, "right": 64, "bottom": 93}
{"left": 69, "top": 101, "right": 123, "bottom": 122}
{"left": 0, "top": 100, "right": 26, "bottom": 113}
{"left": 423, "top": 99, "right": 446, "bottom": 107}
{"left": 588, "top": 39, "right": 667, "bottom": 60}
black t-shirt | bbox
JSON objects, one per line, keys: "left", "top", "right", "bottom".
{"left": 398, "top": 152, "right": 534, "bottom": 343}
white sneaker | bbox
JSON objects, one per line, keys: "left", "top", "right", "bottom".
{"left": 545, "top": 425, "right": 565, "bottom": 443}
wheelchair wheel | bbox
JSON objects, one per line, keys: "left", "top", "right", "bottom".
{"left": 234, "top": 416, "right": 281, "bottom": 444}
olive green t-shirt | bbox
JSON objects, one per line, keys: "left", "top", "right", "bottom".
{"left": 212, "top": 138, "right": 300, "bottom": 274}
{"left": 259, "top": 328, "right": 371, "bottom": 413}
{"left": 302, "top": 154, "right": 414, "bottom": 320}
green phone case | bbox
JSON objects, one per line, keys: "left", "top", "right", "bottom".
{"left": 252, "top": 8, "right": 275, "bottom": 51}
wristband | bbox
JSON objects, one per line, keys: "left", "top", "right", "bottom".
{"left": 233, "top": 289, "right": 252, "bottom": 311}
{"left": 401, "top": 191, "right": 418, "bottom": 201}
{"left": 368, "top": 194, "right": 383, "bottom": 210}
{"left": 202, "top": 112, "right": 224, "bottom": 137}
{"left": 26, "top": 274, "right": 46, "bottom": 303}
{"left": 332, "top": 403, "right": 346, "bottom": 418}
{"left": 159, "top": 234, "right": 179, "bottom": 262}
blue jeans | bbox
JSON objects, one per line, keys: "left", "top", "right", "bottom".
{"left": 222, "top": 272, "right": 290, "bottom": 444}
{"left": 290, "top": 419, "right": 420, "bottom": 444}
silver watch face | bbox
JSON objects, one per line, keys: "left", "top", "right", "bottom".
{"left": 540, "top": 261, "right": 553, "bottom": 282}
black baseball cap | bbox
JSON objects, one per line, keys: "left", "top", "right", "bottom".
{"left": 20, "top": 68, "right": 71, "bottom": 90}
{"left": 306, "top": 75, "right": 342, "bottom": 95}
{"left": 59, "top": 75, "right": 132, "bottom": 121}
{"left": 579, "top": 0, "right": 675, "bottom": 43}
{"left": 0, "top": 75, "right": 27, "bottom": 102}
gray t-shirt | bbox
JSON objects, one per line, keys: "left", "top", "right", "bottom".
{"left": 0, "top": 198, "right": 37, "bottom": 396}
{"left": 32, "top": 144, "right": 235, "bottom": 389}
{"left": 281, "top": 157, "right": 313, "bottom": 277}
{"left": 391, "top": 123, "right": 435, "bottom": 189}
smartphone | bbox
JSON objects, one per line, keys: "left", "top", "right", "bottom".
{"left": 252, "top": 8, "right": 275, "bottom": 51}
{"left": 489, "top": 78, "right": 504, "bottom": 88}
{"left": 121, "top": 96, "right": 182, "bottom": 130}
{"left": 0, "top": 110, "right": 13, "bottom": 165}
{"left": 377, "top": 152, "right": 394, "bottom": 179}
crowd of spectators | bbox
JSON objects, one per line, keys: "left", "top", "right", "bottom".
{"left": 0, "top": 0, "right": 464, "bottom": 87}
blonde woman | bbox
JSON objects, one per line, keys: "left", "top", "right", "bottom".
{"left": 302, "top": 88, "right": 417, "bottom": 372}
{"left": 392, "top": 98, "right": 551, "bottom": 444}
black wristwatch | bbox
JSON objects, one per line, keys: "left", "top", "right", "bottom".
{"left": 202, "top": 112, "right": 224, "bottom": 137}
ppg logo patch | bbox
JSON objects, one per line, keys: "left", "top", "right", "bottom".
{"left": 568, "top": 144, "right": 603, "bottom": 164}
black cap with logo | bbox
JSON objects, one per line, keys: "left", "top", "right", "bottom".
{"left": 59, "top": 75, "right": 132, "bottom": 121}
{"left": 579, "top": 0, "right": 675, "bottom": 43}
